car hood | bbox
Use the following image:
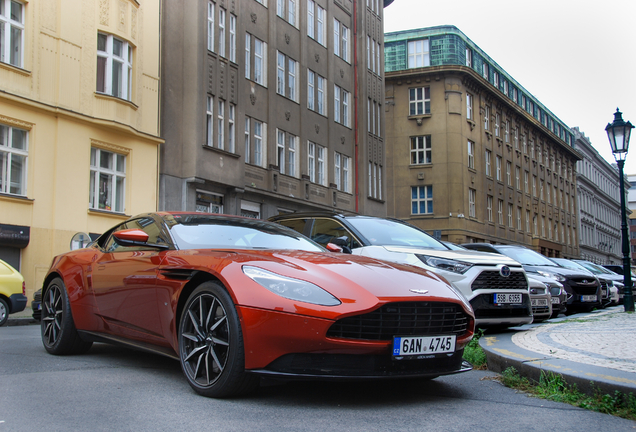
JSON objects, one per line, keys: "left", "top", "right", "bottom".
{"left": 363, "top": 245, "right": 522, "bottom": 266}
{"left": 180, "top": 249, "right": 474, "bottom": 319}
{"left": 524, "top": 265, "right": 595, "bottom": 279}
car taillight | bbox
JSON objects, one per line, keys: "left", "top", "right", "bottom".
{"left": 22, "top": 281, "right": 26, "bottom": 296}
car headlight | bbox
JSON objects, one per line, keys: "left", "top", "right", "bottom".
{"left": 536, "top": 271, "right": 566, "bottom": 282}
{"left": 416, "top": 255, "right": 472, "bottom": 274}
{"left": 243, "top": 266, "right": 341, "bottom": 306}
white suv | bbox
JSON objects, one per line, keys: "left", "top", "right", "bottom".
{"left": 269, "top": 213, "right": 532, "bottom": 328}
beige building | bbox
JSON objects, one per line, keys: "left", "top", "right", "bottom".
{"left": 159, "top": 0, "right": 388, "bottom": 219}
{"left": 384, "top": 26, "right": 581, "bottom": 257}
{"left": 0, "top": 0, "right": 162, "bottom": 300}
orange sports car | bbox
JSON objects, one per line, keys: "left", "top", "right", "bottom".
{"left": 40, "top": 212, "right": 475, "bottom": 398}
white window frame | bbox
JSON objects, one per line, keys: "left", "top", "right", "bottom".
{"left": 246, "top": 34, "right": 267, "bottom": 86}
{"left": 410, "top": 136, "right": 431, "bottom": 165}
{"left": 412, "top": 185, "right": 433, "bottom": 215}
{"left": 469, "top": 188, "right": 476, "bottom": 218}
{"left": 485, "top": 150, "right": 491, "bottom": 176}
{"left": 217, "top": 99, "right": 224, "bottom": 150}
{"left": 207, "top": 2, "right": 215, "bottom": 52}
{"left": 334, "top": 18, "right": 349, "bottom": 62}
{"left": 277, "top": 0, "right": 298, "bottom": 27}
{"left": 466, "top": 93, "right": 473, "bottom": 120}
{"left": 276, "top": 51, "right": 298, "bottom": 102}
{"left": 276, "top": 129, "right": 298, "bottom": 177}
{"left": 218, "top": 7, "right": 226, "bottom": 58}
{"left": 89, "top": 147, "right": 126, "bottom": 213}
{"left": 96, "top": 32, "right": 133, "bottom": 101}
{"left": 0, "top": 123, "right": 28, "bottom": 195}
{"left": 206, "top": 95, "right": 214, "bottom": 147}
{"left": 496, "top": 155, "right": 502, "bottom": 181}
{"left": 407, "top": 39, "right": 429, "bottom": 68}
{"left": 467, "top": 140, "right": 475, "bottom": 169}
{"left": 409, "top": 87, "right": 430, "bottom": 116}
{"left": 334, "top": 85, "right": 350, "bottom": 127}
{"left": 0, "top": 0, "right": 24, "bottom": 68}
{"left": 487, "top": 195, "right": 493, "bottom": 222}
{"left": 229, "top": 14, "right": 236, "bottom": 62}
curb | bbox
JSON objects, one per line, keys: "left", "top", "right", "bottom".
{"left": 480, "top": 329, "right": 636, "bottom": 397}
{"left": 5, "top": 317, "right": 38, "bottom": 327}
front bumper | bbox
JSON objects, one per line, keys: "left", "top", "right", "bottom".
{"left": 9, "top": 293, "right": 27, "bottom": 314}
{"left": 470, "top": 293, "right": 533, "bottom": 328}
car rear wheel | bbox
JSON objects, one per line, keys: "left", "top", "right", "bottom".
{"left": 41, "top": 278, "right": 92, "bottom": 355}
{"left": 0, "top": 298, "right": 8, "bottom": 326}
{"left": 179, "top": 281, "right": 259, "bottom": 398}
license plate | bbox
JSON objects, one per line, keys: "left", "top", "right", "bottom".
{"left": 581, "top": 295, "right": 597, "bottom": 302}
{"left": 393, "top": 335, "right": 456, "bottom": 357}
{"left": 494, "top": 293, "right": 522, "bottom": 304}
{"left": 551, "top": 297, "right": 560, "bottom": 304}
{"left": 531, "top": 298, "right": 548, "bottom": 306}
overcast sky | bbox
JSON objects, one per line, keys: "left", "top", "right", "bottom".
{"left": 384, "top": 0, "right": 636, "bottom": 174}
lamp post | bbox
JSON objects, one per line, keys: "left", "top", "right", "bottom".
{"left": 606, "top": 108, "right": 635, "bottom": 312}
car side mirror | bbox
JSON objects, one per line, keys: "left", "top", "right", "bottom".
{"left": 330, "top": 236, "right": 352, "bottom": 254}
{"left": 112, "top": 229, "right": 169, "bottom": 249}
{"left": 326, "top": 243, "right": 343, "bottom": 253}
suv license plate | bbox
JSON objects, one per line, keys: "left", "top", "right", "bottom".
{"left": 581, "top": 295, "right": 597, "bottom": 302}
{"left": 494, "top": 293, "right": 522, "bottom": 304}
{"left": 551, "top": 297, "right": 560, "bottom": 304}
{"left": 531, "top": 298, "right": 548, "bottom": 306}
{"left": 393, "top": 335, "right": 456, "bottom": 357}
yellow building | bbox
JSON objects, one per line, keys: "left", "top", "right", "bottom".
{"left": 0, "top": 0, "right": 162, "bottom": 300}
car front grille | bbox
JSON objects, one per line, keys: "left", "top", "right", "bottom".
{"left": 568, "top": 278, "right": 599, "bottom": 295}
{"left": 471, "top": 270, "right": 528, "bottom": 291}
{"left": 326, "top": 302, "right": 470, "bottom": 341}
{"left": 532, "top": 305, "right": 550, "bottom": 315}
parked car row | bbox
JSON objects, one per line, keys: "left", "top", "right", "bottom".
{"left": 24, "top": 210, "right": 627, "bottom": 398}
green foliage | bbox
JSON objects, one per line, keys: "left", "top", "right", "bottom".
{"left": 462, "top": 329, "right": 487, "bottom": 369}
{"left": 499, "top": 367, "right": 636, "bottom": 420}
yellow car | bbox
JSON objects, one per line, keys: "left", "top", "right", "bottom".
{"left": 0, "top": 259, "right": 27, "bottom": 326}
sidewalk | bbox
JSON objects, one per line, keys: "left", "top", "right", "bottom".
{"left": 480, "top": 305, "right": 636, "bottom": 397}
{"left": 5, "top": 306, "right": 38, "bottom": 326}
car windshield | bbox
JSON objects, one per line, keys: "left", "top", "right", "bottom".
{"left": 576, "top": 261, "right": 611, "bottom": 275}
{"left": 164, "top": 214, "right": 325, "bottom": 252}
{"left": 346, "top": 217, "right": 448, "bottom": 250}
{"left": 551, "top": 258, "right": 590, "bottom": 272}
{"left": 497, "top": 247, "right": 558, "bottom": 266}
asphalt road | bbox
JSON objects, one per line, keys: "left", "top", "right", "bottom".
{"left": 1, "top": 325, "right": 634, "bottom": 432}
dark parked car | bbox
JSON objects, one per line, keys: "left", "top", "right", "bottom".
{"left": 460, "top": 243, "right": 601, "bottom": 313}
{"left": 574, "top": 260, "right": 625, "bottom": 304}
{"left": 550, "top": 258, "right": 614, "bottom": 307}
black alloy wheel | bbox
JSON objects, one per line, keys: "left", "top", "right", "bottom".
{"left": 179, "top": 281, "right": 258, "bottom": 398}
{"left": 41, "top": 278, "right": 92, "bottom": 355}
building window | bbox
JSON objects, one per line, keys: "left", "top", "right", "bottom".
{"left": 487, "top": 195, "right": 493, "bottom": 222}
{"left": 484, "top": 106, "right": 490, "bottom": 130}
{"left": 334, "top": 18, "right": 349, "bottom": 62}
{"left": 207, "top": 2, "right": 215, "bottom": 52}
{"left": 469, "top": 188, "right": 476, "bottom": 218}
{"left": 504, "top": 121, "right": 510, "bottom": 143}
{"left": 228, "top": 104, "right": 235, "bottom": 153}
{"left": 277, "top": 0, "right": 298, "bottom": 27}
{"left": 368, "top": 161, "right": 381, "bottom": 199}
{"left": 496, "top": 155, "right": 502, "bottom": 181}
{"left": 0, "top": 123, "right": 27, "bottom": 195}
{"left": 494, "top": 113, "right": 500, "bottom": 137}
{"left": 277, "top": 51, "right": 298, "bottom": 102}
{"left": 0, "top": 0, "right": 23, "bottom": 68}
{"left": 409, "top": 87, "right": 430, "bottom": 116}
{"left": 465, "top": 48, "right": 472, "bottom": 67}
{"left": 517, "top": 207, "right": 522, "bottom": 230}
{"left": 524, "top": 171, "right": 529, "bottom": 193}
{"left": 96, "top": 33, "right": 133, "bottom": 101}
{"left": 411, "top": 136, "right": 431, "bottom": 164}
{"left": 196, "top": 191, "right": 224, "bottom": 214}
{"left": 206, "top": 95, "right": 214, "bottom": 147}
{"left": 334, "top": 85, "right": 351, "bottom": 127}
{"left": 466, "top": 93, "right": 473, "bottom": 120}
{"left": 493, "top": 71, "right": 499, "bottom": 88}
{"left": 532, "top": 175, "right": 537, "bottom": 197}
{"left": 245, "top": 34, "right": 267, "bottom": 86}
{"left": 308, "top": 141, "right": 326, "bottom": 185}
{"left": 89, "top": 147, "right": 126, "bottom": 213}
{"left": 217, "top": 99, "right": 224, "bottom": 150}
{"left": 408, "top": 39, "right": 429, "bottom": 68}
{"left": 515, "top": 166, "right": 520, "bottom": 190}
{"left": 467, "top": 140, "right": 475, "bottom": 169}
{"left": 503, "top": 81, "right": 508, "bottom": 96}
{"left": 508, "top": 203, "right": 513, "bottom": 228}
{"left": 245, "top": 117, "right": 266, "bottom": 167}
{"left": 218, "top": 7, "right": 226, "bottom": 58}
{"left": 307, "top": 69, "right": 326, "bottom": 115}
{"left": 485, "top": 150, "right": 491, "bottom": 176}
{"left": 482, "top": 63, "right": 489, "bottom": 79}
{"left": 307, "top": 0, "right": 326, "bottom": 46}
{"left": 276, "top": 129, "right": 298, "bottom": 177}
{"left": 229, "top": 14, "right": 236, "bottom": 62}
{"left": 526, "top": 210, "right": 530, "bottom": 232}
{"left": 412, "top": 185, "right": 433, "bottom": 214}
{"left": 334, "top": 152, "right": 351, "bottom": 193}
{"left": 497, "top": 200, "right": 503, "bottom": 225}
{"left": 506, "top": 161, "right": 511, "bottom": 185}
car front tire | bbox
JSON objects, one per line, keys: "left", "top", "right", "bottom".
{"left": 179, "top": 281, "right": 259, "bottom": 398}
{"left": 0, "top": 297, "right": 8, "bottom": 326}
{"left": 41, "top": 277, "right": 92, "bottom": 355}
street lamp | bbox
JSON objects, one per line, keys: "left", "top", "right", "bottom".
{"left": 606, "top": 108, "right": 635, "bottom": 312}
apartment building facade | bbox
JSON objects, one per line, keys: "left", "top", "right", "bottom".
{"left": 574, "top": 127, "right": 624, "bottom": 265}
{"left": 0, "top": 0, "right": 162, "bottom": 298}
{"left": 384, "top": 26, "right": 581, "bottom": 257}
{"left": 160, "top": 0, "right": 387, "bottom": 219}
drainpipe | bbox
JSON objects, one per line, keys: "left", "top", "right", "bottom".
{"left": 353, "top": 0, "right": 359, "bottom": 213}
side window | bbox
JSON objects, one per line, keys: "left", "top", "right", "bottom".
{"left": 275, "top": 218, "right": 308, "bottom": 236}
{"left": 309, "top": 219, "right": 359, "bottom": 250}
{"left": 103, "top": 222, "right": 130, "bottom": 252}
{"left": 103, "top": 218, "right": 166, "bottom": 252}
